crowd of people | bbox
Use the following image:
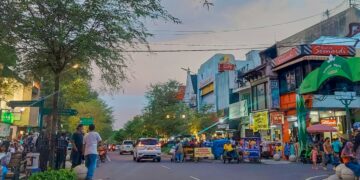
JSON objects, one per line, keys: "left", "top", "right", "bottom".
{"left": 0, "top": 124, "right": 102, "bottom": 180}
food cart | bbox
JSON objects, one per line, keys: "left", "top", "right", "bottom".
{"left": 241, "top": 137, "right": 261, "bottom": 163}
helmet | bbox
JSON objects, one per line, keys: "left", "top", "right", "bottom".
{"left": 353, "top": 122, "right": 360, "bottom": 130}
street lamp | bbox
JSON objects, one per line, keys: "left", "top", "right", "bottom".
{"left": 181, "top": 114, "right": 186, "bottom": 119}
{"left": 166, "top": 114, "right": 170, "bottom": 119}
{"left": 335, "top": 90, "right": 356, "bottom": 139}
{"left": 72, "top": 64, "right": 80, "bottom": 69}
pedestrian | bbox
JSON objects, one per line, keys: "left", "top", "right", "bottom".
{"left": 322, "top": 137, "right": 334, "bottom": 170}
{"left": 311, "top": 145, "right": 318, "bottom": 170}
{"left": 353, "top": 122, "right": 360, "bottom": 164}
{"left": 0, "top": 144, "right": 11, "bottom": 180}
{"left": 341, "top": 142, "right": 354, "bottom": 164}
{"left": 71, "top": 124, "right": 84, "bottom": 168}
{"left": 332, "top": 137, "right": 342, "bottom": 166}
{"left": 83, "top": 124, "right": 102, "bottom": 180}
{"left": 175, "top": 141, "right": 184, "bottom": 162}
{"left": 35, "top": 131, "right": 49, "bottom": 171}
{"left": 55, "top": 132, "right": 68, "bottom": 169}
{"left": 318, "top": 137, "right": 325, "bottom": 168}
{"left": 284, "top": 142, "right": 290, "bottom": 160}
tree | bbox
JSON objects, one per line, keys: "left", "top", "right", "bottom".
{"left": 0, "top": 0, "right": 179, "bottom": 136}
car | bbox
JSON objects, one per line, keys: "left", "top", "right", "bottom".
{"left": 133, "top": 138, "right": 161, "bottom": 162}
{"left": 120, "top": 140, "right": 134, "bottom": 155}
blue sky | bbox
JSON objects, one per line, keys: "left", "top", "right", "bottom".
{"left": 98, "top": 0, "right": 346, "bottom": 129}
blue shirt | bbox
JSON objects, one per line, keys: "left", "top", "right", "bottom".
{"left": 332, "top": 140, "right": 342, "bottom": 153}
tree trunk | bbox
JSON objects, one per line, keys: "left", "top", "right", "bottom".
{"left": 48, "top": 74, "right": 60, "bottom": 168}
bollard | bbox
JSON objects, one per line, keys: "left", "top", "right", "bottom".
{"left": 73, "top": 164, "right": 87, "bottom": 180}
{"left": 273, "top": 154, "right": 281, "bottom": 161}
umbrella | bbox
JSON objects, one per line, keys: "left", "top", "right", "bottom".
{"left": 307, "top": 124, "right": 337, "bottom": 133}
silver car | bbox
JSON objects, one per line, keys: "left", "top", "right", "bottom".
{"left": 133, "top": 138, "right": 161, "bottom": 162}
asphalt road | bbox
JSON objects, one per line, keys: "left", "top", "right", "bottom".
{"left": 94, "top": 152, "right": 333, "bottom": 180}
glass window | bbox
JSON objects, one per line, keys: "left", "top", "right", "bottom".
{"left": 257, "top": 83, "right": 266, "bottom": 110}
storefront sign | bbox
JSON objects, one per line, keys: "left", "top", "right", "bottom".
{"left": 320, "top": 119, "right": 337, "bottom": 127}
{"left": 270, "top": 80, "right": 280, "bottom": 109}
{"left": 311, "top": 45, "right": 355, "bottom": 56}
{"left": 252, "top": 111, "right": 268, "bottom": 132}
{"left": 201, "top": 82, "right": 214, "bottom": 96}
{"left": 270, "top": 112, "right": 284, "bottom": 125}
{"left": 217, "top": 123, "right": 229, "bottom": 129}
{"left": 194, "top": 147, "right": 213, "bottom": 158}
{"left": 1, "top": 111, "right": 14, "bottom": 124}
{"left": 273, "top": 47, "right": 301, "bottom": 67}
{"left": 229, "top": 102, "right": 241, "bottom": 119}
{"left": 239, "top": 100, "right": 248, "bottom": 117}
{"left": 218, "top": 54, "right": 235, "bottom": 72}
{"left": 0, "top": 123, "right": 10, "bottom": 137}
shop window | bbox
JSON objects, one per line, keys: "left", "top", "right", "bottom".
{"left": 251, "top": 83, "right": 267, "bottom": 111}
{"left": 279, "top": 66, "right": 303, "bottom": 94}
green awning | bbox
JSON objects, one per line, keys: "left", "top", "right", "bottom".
{"left": 299, "top": 56, "right": 360, "bottom": 94}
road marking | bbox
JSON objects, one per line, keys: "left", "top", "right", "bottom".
{"left": 304, "top": 174, "right": 328, "bottom": 180}
{"left": 190, "top": 176, "right": 201, "bottom": 180}
{"left": 161, "top": 165, "right": 171, "bottom": 170}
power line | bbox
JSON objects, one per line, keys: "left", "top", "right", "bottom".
{"left": 150, "top": 0, "right": 348, "bottom": 35}
{"left": 125, "top": 39, "right": 360, "bottom": 53}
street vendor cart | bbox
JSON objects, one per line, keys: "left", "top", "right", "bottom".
{"left": 241, "top": 137, "right": 261, "bottom": 163}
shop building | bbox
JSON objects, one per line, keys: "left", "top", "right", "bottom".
{"left": 183, "top": 70, "right": 198, "bottom": 108}
{"left": 0, "top": 64, "right": 40, "bottom": 139}
{"left": 244, "top": 46, "right": 280, "bottom": 142}
{"left": 300, "top": 56, "right": 360, "bottom": 139}
{"left": 197, "top": 54, "right": 238, "bottom": 112}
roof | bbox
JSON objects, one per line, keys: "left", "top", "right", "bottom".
{"left": 312, "top": 36, "right": 357, "bottom": 46}
{"left": 272, "top": 55, "right": 329, "bottom": 71}
{"left": 190, "top": 75, "right": 197, "bottom": 92}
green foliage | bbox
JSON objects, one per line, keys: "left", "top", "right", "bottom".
{"left": 116, "top": 80, "right": 218, "bottom": 140}
{"left": 29, "top": 169, "right": 76, "bottom": 180}
{"left": 66, "top": 99, "right": 113, "bottom": 140}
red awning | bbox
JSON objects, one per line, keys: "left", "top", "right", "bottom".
{"left": 307, "top": 124, "right": 337, "bottom": 133}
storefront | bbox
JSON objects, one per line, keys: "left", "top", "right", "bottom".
{"left": 300, "top": 56, "right": 360, "bottom": 138}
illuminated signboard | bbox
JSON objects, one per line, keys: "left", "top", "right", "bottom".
{"left": 1, "top": 111, "right": 14, "bottom": 124}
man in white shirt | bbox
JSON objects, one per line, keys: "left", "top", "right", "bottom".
{"left": 83, "top": 124, "right": 102, "bottom": 180}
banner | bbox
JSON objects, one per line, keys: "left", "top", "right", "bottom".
{"left": 229, "top": 102, "right": 241, "bottom": 119}
{"left": 270, "top": 112, "right": 284, "bottom": 125}
{"left": 252, "top": 111, "right": 269, "bottom": 132}
{"left": 0, "top": 123, "right": 10, "bottom": 137}
{"left": 194, "top": 147, "right": 213, "bottom": 158}
{"left": 270, "top": 80, "right": 280, "bottom": 109}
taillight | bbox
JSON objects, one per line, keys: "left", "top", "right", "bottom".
{"left": 156, "top": 143, "right": 161, "bottom": 147}
{"left": 138, "top": 143, "right": 144, "bottom": 147}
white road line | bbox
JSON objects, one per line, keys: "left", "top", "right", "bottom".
{"left": 190, "top": 176, "right": 201, "bottom": 180}
{"left": 161, "top": 165, "right": 171, "bottom": 170}
{"left": 304, "top": 174, "right": 328, "bottom": 180}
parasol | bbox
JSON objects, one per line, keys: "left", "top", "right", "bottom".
{"left": 307, "top": 124, "right": 337, "bottom": 133}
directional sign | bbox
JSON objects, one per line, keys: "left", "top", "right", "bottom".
{"left": 43, "top": 108, "right": 78, "bottom": 116}
{"left": 7, "top": 100, "right": 43, "bottom": 108}
{"left": 80, "top": 117, "right": 94, "bottom": 125}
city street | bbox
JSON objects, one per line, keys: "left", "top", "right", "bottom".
{"left": 94, "top": 152, "right": 333, "bottom": 180}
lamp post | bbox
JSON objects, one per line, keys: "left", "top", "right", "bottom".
{"left": 335, "top": 90, "right": 356, "bottom": 139}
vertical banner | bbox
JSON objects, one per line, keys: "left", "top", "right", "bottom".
{"left": 253, "top": 111, "right": 269, "bottom": 132}
{"left": 270, "top": 80, "right": 280, "bottom": 109}
{"left": 239, "top": 100, "right": 248, "bottom": 117}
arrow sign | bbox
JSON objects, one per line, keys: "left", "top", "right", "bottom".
{"left": 7, "top": 100, "right": 43, "bottom": 108}
{"left": 43, "top": 108, "right": 78, "bottom": 116}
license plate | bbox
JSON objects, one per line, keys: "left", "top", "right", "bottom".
{"left": 148, "top": 148, "right": 153, "bottom": 150}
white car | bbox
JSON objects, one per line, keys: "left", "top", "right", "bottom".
{"left": 133, "top": 138, "right": 161, "bottom": 162}
{"left": 119, "top": 140, "right": 134, "bottom": 155}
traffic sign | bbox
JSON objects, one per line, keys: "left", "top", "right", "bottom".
{"left": 43, "top": 108, "right": 78, "bottom": 116}
{"left": 7, "top": 100, "right": 43, "bottom": 108}
{"left": 80, "top": 117, "right": 94, "bottom": 125}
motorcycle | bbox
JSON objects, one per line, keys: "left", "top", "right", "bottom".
{"left": 98, "top": 145, "right": 107, "bottom": 163}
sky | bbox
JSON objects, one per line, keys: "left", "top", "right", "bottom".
{"left": 99, "top": 0, "right": 348, "bottom": 129}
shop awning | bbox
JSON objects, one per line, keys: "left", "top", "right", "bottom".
{"left": 299, "top": 56, "right": 360, "bottom": 94}
{"left": 272, "top": 55, "right": 329, "bottom": 71}
{"left": 307, "top": 124, "right": 337, "bottom": 133}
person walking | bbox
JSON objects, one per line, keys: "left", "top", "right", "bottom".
{"left": 35, "top": 131, "right": 49, "bottom": 171}
{"left": 71, "top": 124, "right": 84, "bottom": 168}
{"left": 323, "top": 137, "right": 334, "bottom": 170}
{"left": 175, "top": 141, "right": 184, "bottom": 162}
{"left": 353, "top": 122, "right": 360, "bottom": 164}
{"left": 55, "top": 132, "right": 68, "bottom": 169}
{"left": 83, "top": 124, "right": 102, "bottom": 180}
{"left": 332, "top": 138, "right": 342, "bottom": 166}
{"left": 311, "top": 145, "right": 318, "bottom": 170}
